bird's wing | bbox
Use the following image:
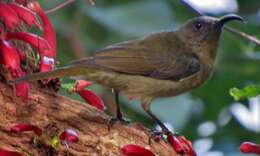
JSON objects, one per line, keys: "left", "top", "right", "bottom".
{"left": 69, "top": 32, "right": 200, "bottom": 81}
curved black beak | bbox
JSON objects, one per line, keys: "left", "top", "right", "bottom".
{"left": 217, "top": 14, "right": 244, "bottom": 27}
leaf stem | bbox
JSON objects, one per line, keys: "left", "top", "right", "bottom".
{"left": 45, "top": 0, "right": 76, "bottom": 14}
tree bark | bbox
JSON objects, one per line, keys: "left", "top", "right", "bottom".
{"left": 0, "top": 82, "right": 177, "bottom": 156}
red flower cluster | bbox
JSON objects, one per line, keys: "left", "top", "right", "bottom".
{"left": 167, "top": 134, "right": 196, "bottom": 156}
{"left": 73, "top": 80, "right": 105, "bottom": 111}
{"left": 240, "top": 142, "right": 260, "bottom": 155}
{"left": 0, "top": 1, "right": 56, "bottom": 101}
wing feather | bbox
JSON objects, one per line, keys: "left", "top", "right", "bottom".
{"left": 69, "top": 32, "right": 200, "bottom": 81}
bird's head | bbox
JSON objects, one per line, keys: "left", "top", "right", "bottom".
{"left": 177, "top": 14, "right": 244, "bottom": 58}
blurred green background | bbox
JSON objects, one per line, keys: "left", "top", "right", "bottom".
{"left": 40, "top": 0, "right": 260, "bottom": 155}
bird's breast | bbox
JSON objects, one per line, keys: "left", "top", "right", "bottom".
{"left": 100, "top": 64, "right": 213, "bottom": 99}
{"left": 89, "top": 62, "right": 214, "bottom": 99}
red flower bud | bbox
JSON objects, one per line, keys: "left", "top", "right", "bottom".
{"left": 77, "top": 89, "right": 105, "bottom": 111}
{"left": 59, "top": 129, "right": 79, "bottom": 143}
{"left": 0, "top": 40, "right": 21, "bottom": 71}
{"left": 167, "top": 134, "right": 196, "bottom": 156}
{"left": 167, "top": 134, "right": 184, "bottom": 154}
{"left": 0, "top": 148, "right": 23, "bottom": 156}
{"left": 74, "top": 80, "right": 93, "bottom": 92}
{"left": 8, "top": 3, "right": 42, "bottom": 30}
{"left": 11, "top": 70, "right": 29, "bottom": 101}
{"left": 39, "top": 56, "right": 54, "bottom": 72}
{"left": 10, "top": 123, "right": 42, "bottom": 136}
{"left": 28, "top": 1, "right": 56, "bottom": 58}
{"left": 5, "top": 31, "right": 52, "bottom": 57}
{"left": 0, "top": 3, "right": 20, "bottom": 29}
{"left": 121, "top": 144, "right": 155, "bottom": 156}
{"left": 240, "top": 142, "right": 260, "bottom": 154}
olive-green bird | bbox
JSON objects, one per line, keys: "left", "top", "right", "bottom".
{"left": 10, "top": 14, "right": 244, "bottom": 134}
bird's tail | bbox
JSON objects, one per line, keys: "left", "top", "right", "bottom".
{"left": 8, "top": 65, "right": 85, "bottom": 84}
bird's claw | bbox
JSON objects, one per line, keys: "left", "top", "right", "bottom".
{"left": 148, "top": 130, "right": 164, "bottom": 144}
{"left": 107, "top": 117, "right": 130, "bottom": 131}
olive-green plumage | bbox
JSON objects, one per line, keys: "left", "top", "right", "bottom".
{"left": 10, "top": 14, "right": 243, "bottom": 131}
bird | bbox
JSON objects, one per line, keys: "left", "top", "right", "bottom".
{"left": 9, "top": 14, "right": 244, "bottom": 135}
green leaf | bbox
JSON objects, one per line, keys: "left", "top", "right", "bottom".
{"left": 49, "top": 135, "right": 60, "bottom": 149}
{"left": 61, "top": 83, "right": 74, "bottom": 89}
{"left": 229, "top": 85, "right": 260, "bottom": 101}
{"left": 61, "top": 83, "right": 75, "bottom": 94}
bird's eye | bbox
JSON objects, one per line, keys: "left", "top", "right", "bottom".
{"left": 194, "top": 22, "right": 203, "bottom": 30}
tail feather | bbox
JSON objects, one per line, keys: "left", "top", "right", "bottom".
{"left": 8, "top": 66, "right": 80, "bottom": 84}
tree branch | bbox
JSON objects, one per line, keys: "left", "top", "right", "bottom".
{"left": 45, "top": 0, "right": 76, "bottom": 14}
{"left": 45, "top": 0, "right": 96, "bottom": 14}
{"left": 0, "top": 82, "right": 176, "bottom": 156}
{"left": 224, "top": 26, "right": 260, "bottom": 45}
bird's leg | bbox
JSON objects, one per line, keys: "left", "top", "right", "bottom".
{"left": 114, "top": 91, "right": 123, "bottom": 120}
{"left": 146, "top": 109, "right": 171, "bottom": 135}
{"left": 141, "top": 100, "right": 171, "bottom": 143}
{"left": 108, "top": 90, "right": 129, "bottom": 130}
{"left": 146, "top": 109, "right": 175, "bottom": 144}
{"left": 141, "top": 100, "right": 171, "bottom": 134}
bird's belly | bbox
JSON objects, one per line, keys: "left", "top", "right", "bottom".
{"left": 96, "top": 70, "right": 212, "bottom": 98}
{"left": 83, "top": 67, "right": 212, "bottom": 98}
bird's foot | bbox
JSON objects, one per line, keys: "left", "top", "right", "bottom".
{"left": 148, "top": 130, "right": 196, "bottom": 156}
{"left": 148, "top": 127, "right": 172, "bottom": 144}
{"left": 107, "top": 117, "right": 130, "bottom": 131}
{"left": 148, "top": 130, "right": 165, "bottom": 144}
